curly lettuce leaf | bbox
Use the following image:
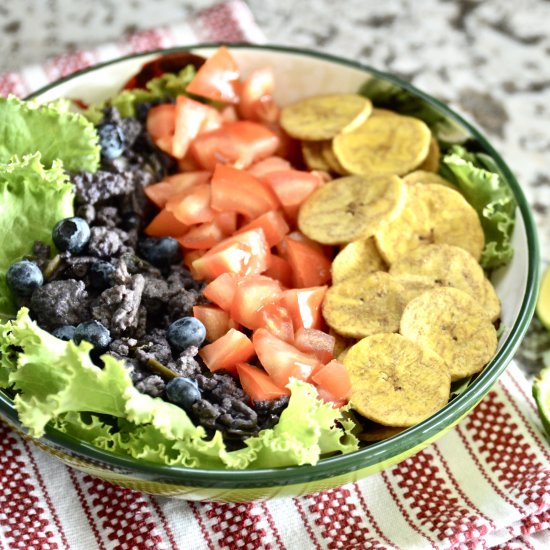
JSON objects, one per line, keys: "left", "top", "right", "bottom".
{"left": 0, "top": 96, "right": 100, "bottom": 172}
{"left": 440, "top": 145, "right": 516, "bottom": 270}
{"left": 0, "top": 155, "right": 74, "bottom": 318}
{"left": 84, "top": 65, "right": 197, "bottom": 123}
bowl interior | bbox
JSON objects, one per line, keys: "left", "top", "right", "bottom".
{"left": 1, "top": 45, "right": 539, "bottom": 487}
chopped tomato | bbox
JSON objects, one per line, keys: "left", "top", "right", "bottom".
{"left": 277, "top": 230, "right": 325, "bottom": 256}
{"left": 294, "top": 327, "right": 335, "bottom": 364}
{"left": 262, "top": 170, "right": 321, "bottom": 222}
{"left": 237, "top": 67, "right": 279, "bottom": 123}
{"left": 186, "top": 46, "right": 240, "bottom": 104}
{"left": 177, "top": 154, "right": 202, "bottom": 172}
{"left": 230, "top": 276, "right": 282, "bottom": 330}
{"left": 220, "top": 105, "right": 238, "bottom": 122}
{"left": 183, "top": 250, "right": 205, "bottom": 278}
{"left": 165, "top": 183, "right": 215, "bottom": 225}
{"left": 257, "top": 300, "right": 294, "bottom": 343}
{"left": 264, "top": 254, "right": 293, "bottom": 288}
{"left": 236, "top": 210, "right": 289, "bottom": 247}
{"left": 192, "top": 228, "right": 270, "bottom": 280}
{"left": 144, "top": 171, "right": 210, "bottom": 208}
{"left": 146, "top": 103, "right": 175, "bottom": 142}
{"left": 248, "top": 156, "right": 291, "bottom": 179}
{"left": 177, "top": 220, "right": 224, "bottom": 249}
{"left": 172, "top": 96, "right": 222, "bottom": 158}
{"left": 253, "top": 328, "right": 321, "bottom": 387}
{"left": 199, "top": 329, "right": 255, "bottom": 375}
{"left": 210, "top": 164, "right": 279, "bottom": 219}
{"left": 236, "top": 363, "right": 290, "bottom": 401}
{"left": 145, "top": 208, "right": 188, "bottom": 238}
{"left": 282, "top": 236, "right": 332, "bottom": 288}
{"left": 213, "top": 211, "right": 238, "bottom": 236}
{"left": 316, "top": 386, "right": 348, "bottom": 409}
{"left": 190, "top": 121, "right": 280, "bottom": 170}
{"left": 203, "top": 272, "right": 239, "bottom": 311}
{"left": 312, "top": 360, "right": 351, "bottom": 402}
{"left": 283, "top": 286, "right": 327, "bottom": 331}
{"left": 193, "top": 305, "right": 236, "bottom": 342}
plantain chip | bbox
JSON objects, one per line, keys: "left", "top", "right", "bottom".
{"left": 374, "top": 183, "right": 485, "bottom": 264}
{"left": 298, "top": 174, "right": 407, "bottom": 245}
{"left": 332, "top": 237, "right": 387, "bottom": 284}
{"left": 400, "top": 287, "right": 498, "bottom": 381}
{"left": 280, "top": 94, "right": 372, "bottom": 141}
{"left": 370, "top": 107, "right": 400, "bottom": 117}
{"left": 416, "top": 136, "right": 440, "bottom": 173}
{"left": 332, "top": 114, "right": 431, "bottom": 176}
{"left": 344, "top": 333, "right": 451, "bottom": 426}
{"left": 329, "top": 328, "right": 355, "bottom": 359}
{"left": 321, "top": 140, "right": 349, "bottom": 175}
{"left": 323, "top": 272, "right": 409, "bottom": 338}
{"left": 403, "top": 170, "right": 454, "bottom": 188}
{"left": 482, "top": 277, "right": 501, "bottom": 322}
{"left": 301, "top": 140, "right": 332, "bottom": 171}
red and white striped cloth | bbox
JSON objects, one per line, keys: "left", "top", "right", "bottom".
{"left": 0, "top": 2, "right": 548, "bottom": 548}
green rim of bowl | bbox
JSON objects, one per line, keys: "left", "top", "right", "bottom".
{"left": 0, "top": 43, "right": 539, "bottom": 489}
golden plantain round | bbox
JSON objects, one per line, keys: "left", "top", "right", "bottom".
{"left": 482, "top": 277, "right": 502, "bottom": 322}
{"left": 400, "top": 287, "right": 498, "bottom": 381}
{"left": 333, "top": 114, "right": 431, "bottom": 176}
{"left": 344, "top": 333, "right": 451, "bottom": 427}
{"left": 416, "top": 136, "right": 440, "bottom": 173}
{"left": 403, "top": 170, "right": 454, "bottom": 188}
{"left": 321, "top": 140, "right": 349, "bottom": 175}
{"left": 280, "top": 94, "right": 372, "bottom": 140}
{"left": 374, "top": 183, "right": 485, "bottom": 264}
{"left": 301, "top": 140, "right": 332, "bottom": 171}
{"left": 331, "top": 237, "right": 387, "bottom": 284}
{"left": 298, "top": 174, "right": 407, "bottom": 245}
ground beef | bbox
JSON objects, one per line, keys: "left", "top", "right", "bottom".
{"left": 31, "top": 241, "right": 51, "bottom": 270}
{"left": 72, "top": 170, "right": 133, "bottom": 206}
{"left": 94, "top": 206, "right": 120, "bottom": 228}
{"left": 30, "top": 279, "right": 89, "bottom": 329}
{"left": 75, "top": 203, "right": 96, "bottom": 224}
{"left": 133, "top": 328, "right": 173, "bottom": 366}
{"left": 136, "top": 375, "right": 165, "bottom": 397}
{"left": 87, "top": 226, "right": 125, "bottom": 258}
{"left": 173, "top": 346, "right": 202, "bottom": 378}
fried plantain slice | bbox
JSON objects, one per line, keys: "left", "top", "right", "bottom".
{"left": 298, "top": 174, "right": 407, "bottom": 245}
{"left": 483, "top": 277, "right": 501, "bottom": 322}
{"left": 400, "top": 287, "right": 498, "bottom": 381}
{"left": 332, "top": 237, "right": 387, "bottom": 284}
{"left": 403, "top": 170, "right": 454, "bottom": 188}
{"left": 333, "top": 114, "right": 431, "bottom": 176}
{"left": 301, "top": 140, "right": 332, "bottom": 171}
{"left": 329, "top": 328, "right": 355, "bottom": 359}
{"left": 374, "top": 183, "right": 485, "bottom": 264}
{"left": 321, "top": 140, "right": 349, "bottom": 175}
{"left": 280, "top": 94, "right": 372, "bottom": 141}
{"left": 344, "top": 333, "right": 451, "bottom": 426}
{"left": 416, "top": 136, "right": 440, "bottom": 173}
{"left": 389, "top": 244, "right": 486, "bottom": 304}
{"left": 370, "top": 107, "right": 400, "bottom": 117}
{"left": 323, "top": 272, "right": 409, "bottom": 338}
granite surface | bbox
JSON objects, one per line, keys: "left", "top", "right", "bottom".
{"left": 0, "top": 0, "right": 549, "bottom": 377}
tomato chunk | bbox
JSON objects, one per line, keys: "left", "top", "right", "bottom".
{"left": 213, "top": 211, "right": 238, "bottom": 236}
{"left": 193, "top": 305, "right": 236, "bottom": 342}
{"left": 283, "top": 286, "right": 327, "bottom": 331}
{"left": 236, "top": 210, "right": 289, "bottom": 247}
{"left": 312, "top": 360, "right": 352, "bottom": 402}
{"left": 211, "top": 164, "right": 279, "bottom": 219}
{"left": 144, "top": 171, "right": 210, "bottom": 208}
{"left": 253, "top": 328, "right": 320, "bottom": 387}
{"left": 248, "top": 156, "right": 291, "bottom": 179}
{"left": 263, "top": 254, "right": 293, "bottom": 288}
{"left": 146, "top": 103, "right": 175, "bottom": 142}
{"left": 237, "top": 67, "right": 279, "bottom": 123}
{"left": 145, "top": 208, "right": 188, "bottom": 238}
{"left": 294, "top": 327, "right": 335, "bottom": 364}
{"left": 177, "top": 220, "right": 224, "bottom": 249}
{"left": 199, "top": 329, "right": 255, "bottom": 375}
{"left": 282, "top": 236, "right": 332, "bottom": 288}
{"left": 236, "top": 363, "right": 290, "bottom": 401}
{"left": 165, "top": 183, "right": 215, "bottom": 225}
{"left": 192, "top": 228, "right": 270, "bottom": 280}
{"left": 203, "top": 272, "right": 239, "bottom": 311}
{"left": 257, "top": 300, "right": 294, "bottom": 343}
{"left": 186, "top": 46, "right": 240, "bottom": 103}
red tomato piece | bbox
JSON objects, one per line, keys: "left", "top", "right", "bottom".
{"left": 248, "top": 156, "right": 291, "bottom": 179}
{"left": 213, "top": 211, "right": 238, "bottom": 236}
{"left": 230, "top": 276, "right": 282, "bottom": 330}
{"left": 144, "top": 208, "right": 188, "bottom": 238}
{"left": 236, "top": 363, "right": 290, "bottom": 401}
{"left": 210, "top": 164, "right": 280, "bottom": 219}
{"left": 253, "top": 328, "right": 321, "bottom": 387}
{"left": 190, "top": 121, "right": 280, "bottom": 170}
{"left": 312, "top": 360, "right": 352, "bottom": 402}
{"left": 282, "top": 236, "right": 332, "bottom": 288}
{"left": 236, "top": 210, "right": 289, "bottom": 247}
{"left": 237, "top": 67, "right": 280, "bottom": 123}
{"left": 144, "top": 171, "right": 210, "bottom": 208}
{"left": 192, "top": 228, "right": 270, "bottom": 281}
{"left": 177, "top": 221, "right": 225, "bottom": 249}
{"left": 200, "top": 329, "right": 255, "bottom": 375}
{"left": 294, "top": 327, "right": 335, "bottom": 364}
{"left": 146, "top": 103, "right": 175, "bottom": 142}
{"left": 186, "top": 46, "right": 240, "bottom": 104}
{"left": 257, "top": 300, "right": 294, "bottom": 343}
{"left": 203, "top": 272, "right": 239, "bottom": 311}
{"left": 263, "top": 254, "right": 293, "bottom": 288}
{"left": 183, "top": 250, "right": 205, "bottom": 277}
{"left": 193, "top": 305, "right": 234, "bottom": 342}
{"left": 165, "top": 183, "right": 215, "bottom": 225}
{"left": 283, "top": 286, "right": 327, "bottom": 331}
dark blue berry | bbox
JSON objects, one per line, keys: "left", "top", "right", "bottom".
{"left": 73, "top": 320, "right": 111, "bottom": 351}
{"left": 138, "top": 237, "right": 181, "bottom": 267}
{"left": 52, "top": 325, "right": 76, "bottom": 341}
{"left": 6, "top": 260, "right": 43, "bottom": 296}
{"left": 89, "top": 261, "right": 116, "bottom": 290}
{"left": 166, "top": 317, "right": 206, "bottom": 352}
{"left": 165, "top": 377, "right": 201, "bottom": 412}
{"left": 97, "top": 122, "right": 125, "bottom": 160}
{"left": 52, "top": 217, "right": 91, "bottom": 254}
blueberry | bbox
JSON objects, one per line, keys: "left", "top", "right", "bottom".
{"left": 52, "top": 325, "right": 76, "bottom": 341}
{"left": 52, "top": 217, "right": 91, "bottom": 254}
{"left": 89, "top": 260, "right": 116, "bottom": 290}
{"left": 166, "top": 317, "right": 206, "bottom": 353}
{"left": 165, "top": 377, "right": 201, "bottom": 412}
{"left": 138, "top": 237, "right": 181, "bottom": 267}
{"left": 97, "top": 122, "right": 125, "bottom": 160}
{"left": 73, "top": 320, "right": 111, "bottom": 351}
{"left": 6, "top": 260, "right": 43, "bottom": 297}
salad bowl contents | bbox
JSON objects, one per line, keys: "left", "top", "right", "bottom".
{"left": 0, "top": 45, "right": 538, "bottom": 501}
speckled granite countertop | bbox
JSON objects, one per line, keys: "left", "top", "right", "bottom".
{"left": 1, "top": 0, "right": 549, "bottom": 376}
